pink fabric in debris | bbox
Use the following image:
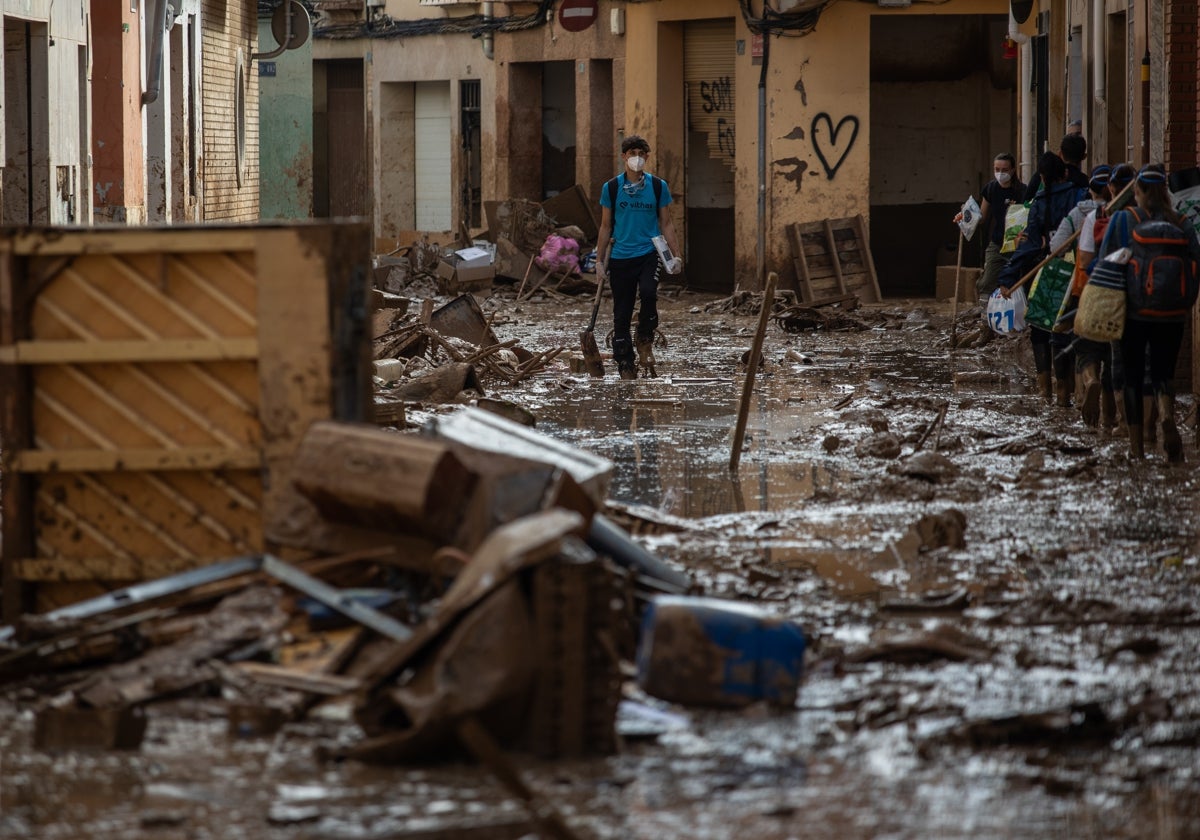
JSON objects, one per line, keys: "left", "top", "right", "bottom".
{"left": 535, "top": 234, "right": 581, "bottom": 274}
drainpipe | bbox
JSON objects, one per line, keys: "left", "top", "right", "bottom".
{"left": 142, "top": 0, "right": 171, "bottom": 105}
{"left": 482, "top": 2, "right": 494, "bottom": 60}
{"left": 1009, "top": 10, "right": 1033, "bottom": 182}
{"left": 1092, "top": 0, "right": 1105, "bottom": 107}
{"left": 756, "top": 31, "right": 769, "bottom": 291}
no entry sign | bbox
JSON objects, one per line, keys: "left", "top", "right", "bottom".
{"left": 558, "top": 0, "right": 598, "bottom": 33}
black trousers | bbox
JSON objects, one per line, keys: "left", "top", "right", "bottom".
{"left": 609, "top": 250, "right": 660, "bottom": 364}
{"left": 1120, "top": 319, "right": 1185, "bottom": 423}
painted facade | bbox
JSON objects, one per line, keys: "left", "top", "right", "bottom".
{"left": 258, "top": 8, "right": 313, "bottom": 219}
{"left": 87, "top": 0, "right": 259, "bottom": 225}
{"left": 0, "top": 0, "right": 90, "bottom": 225}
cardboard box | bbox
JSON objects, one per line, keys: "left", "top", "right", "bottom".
{"left": 936, "top": 266, "right": 983, "bottom": 303}
{"left": 436, "top": 258, "right": 495, "bottom": 294}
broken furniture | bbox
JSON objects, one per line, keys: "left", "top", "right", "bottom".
{"left": 0, "top": 223, "right": 374, "bottom": 622}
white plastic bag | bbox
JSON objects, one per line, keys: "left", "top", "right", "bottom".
{"left": 986, "top": 286, "right": 1027, "bottom": 335}
{"left": 958, "top": 196, "right": 982, "bottom": 241}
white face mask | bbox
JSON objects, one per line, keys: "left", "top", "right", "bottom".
{"left": 627, "top": 155, "right": 645, "bottom": 172}
{"left": 995, "top": 170, "right": 1012, "bottom": 185}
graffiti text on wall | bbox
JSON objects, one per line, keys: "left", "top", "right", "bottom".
{"left": 716, "top": 118, "right": 735, "bottom": 157}
{"left": 701, "top": 77, "right": 733, "bottom": 113}
{"left": 811, "top": 112, "right": 859, "bottom": 180}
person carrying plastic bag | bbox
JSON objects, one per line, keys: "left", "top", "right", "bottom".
{"left": 995, "top": 152, "right": 1087, "bottom": 406}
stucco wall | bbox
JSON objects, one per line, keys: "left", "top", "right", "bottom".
{"left": 625, "top": 0, "right": 1010, "bottom": 290}
{"left": 317, "top": 34, "right": 494, "bottom": 239}
{"left": 258, "top": 16, "right": 313, "bottom": 219}
{"left": 0, "top": 0, "right": 90, "bottom": 224}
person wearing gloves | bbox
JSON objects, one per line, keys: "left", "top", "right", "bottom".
{"left": 595, "top": 136, "right": 682, "bottom": 380}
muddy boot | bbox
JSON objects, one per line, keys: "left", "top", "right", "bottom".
{"left": 1037, "top": 372, "right": 1053, "bottom": 403}
{"left": 1053, "top": 354, "right": 1072, "bottom": 408}
{"left": 1128, "top": 424, "right": 1145, "bottom": 459}
{"left": 1143, "top": 395, "right": 1158, "bottom": 444}
{"left": 1054, "top": 379, "right": 1071, "bottom": 409}
{"left": 636, "top": 334, "right": 657, "bottom": 378}
{"left": 1099, "top": 388, "right": 1117, "bottom": 433}
{"left": 1158, "top": 392, "right": 1183, "bottom": 463}
{"left": 618, "top": 360, "right": 638, "bottom": 381}
{"left": 1079, "top": 364, "right": 1101, "bottom": 427}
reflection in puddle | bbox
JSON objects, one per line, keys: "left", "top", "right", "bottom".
{"left": 538, "top": 384, "right": 841, "bottom": 518}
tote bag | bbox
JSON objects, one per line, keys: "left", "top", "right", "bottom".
{"left": 1024, "top": 254, "right": 1075, "bottom": 330}
{"left": 1074, "top": 256, "right": 1126, "bottom": 342}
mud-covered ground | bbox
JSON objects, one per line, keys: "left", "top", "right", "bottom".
{"left": 3, "top": 285, "right": 1200, "bottom": 839}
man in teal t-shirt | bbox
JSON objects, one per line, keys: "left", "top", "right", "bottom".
{"left": 596, "top": 135, "right": 682, "bottom": 379}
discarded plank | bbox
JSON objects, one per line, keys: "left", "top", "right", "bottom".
{"left": 290, "top": 421, "right": 477, "bottom": 542}
{"left": 232, "top": 661, "right": 363, "bottom": 696}
{"left": 34, "top": 705, "right": 147, "bottom": 751}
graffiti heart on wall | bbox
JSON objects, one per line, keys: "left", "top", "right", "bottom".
{"left": 811, "top": 112, "right": 859, "bottom": 180}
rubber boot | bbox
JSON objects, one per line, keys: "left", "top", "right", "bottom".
{"left": 1037, "top": 372, "right": 1053, "bottom": 403}
{"left": 1079, "top": 363, "right": 1101, "bottom": 427}
{"left": 618, "top": 361, "right": 638, "bottom": 381}
{"left": 1099, "top": 388, "right": 1117, "bottom": 433}
{"left": 1158, "top": 392, "right": 1183, "bottom": 463}
{"left": 1143, "top": 395, "right": 1158, "bottom": 444}
{"left": 1112, "top": 395, "right": 1127, "bottom": 437}
{"left": 1053, "top": 353, "right": 1072, "bottom": 408}
{"left": 1128, "top": 424, "right": 1145, "bottom": 459}
{"left": 636, "top": 334, "right": 657, "bottom": 378}
{"left": 1055, "top": 379, "right": 1071, "bottom": 409}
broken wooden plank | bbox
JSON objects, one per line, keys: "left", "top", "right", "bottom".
{"left": 232, "top": 661, "right": 363, "bottom": 696}
{"left": 290, "top": 421, "right": 477, "bottom": 542}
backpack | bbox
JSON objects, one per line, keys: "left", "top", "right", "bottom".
{"left": 606, "top": 175, "right": 664, "bottom": 229}
{"left": 1125, "top": 207, "right": 1200, "bottom": 320}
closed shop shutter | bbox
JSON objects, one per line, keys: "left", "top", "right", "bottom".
{"left": 684, "top": 20, "right": 737, "bottom": 182}
{"left": 415, "top": 81, "right": 452, "bottom": 231}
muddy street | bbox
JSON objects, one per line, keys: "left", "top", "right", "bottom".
{"left": 4, "top": 286, "right": 1200, "bottom": 839}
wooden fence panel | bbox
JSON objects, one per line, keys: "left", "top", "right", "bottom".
{"left": 0, "top": 224, "right": 371, "bottom": 618}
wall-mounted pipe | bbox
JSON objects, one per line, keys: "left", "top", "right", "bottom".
{"left": 142, "top": 0, "right": 171, "bottom": 106}
{"left": 1092, "top": 0, "right": 1105, "bottom": 105}
{"left": 253, "top": 0, "right": 294, "bottom": 61}
{"left": 1009, "top": 9, "right": 1033, "bottom": 182}
{"left": 482, "top": 1, "right": 494, "bottom": 60}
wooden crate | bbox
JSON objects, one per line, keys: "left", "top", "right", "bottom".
{"left": 787, "top": 214, "right": 882, "bottom": 304}
{"left": 0, "top": 224, "right": 373, "bottom": 619}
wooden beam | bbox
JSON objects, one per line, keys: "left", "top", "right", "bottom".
{"left": 0, "top": 338, "right": 259, "bottom": 364}
{"left": 12, "top": 447, "right": 263, "bottom": 473}
{"left": 7, "top": 229, "right": 258, "bottom": 256}
{"left": 14, "top": 555, "right": 228, "bottom": 582}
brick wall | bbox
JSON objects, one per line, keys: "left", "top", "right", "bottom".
{"left": 1164, "top": 0, "right": 1198, "bottom": 171}
{"left": 201, "top": 0, "right": 260, "bottom": 221}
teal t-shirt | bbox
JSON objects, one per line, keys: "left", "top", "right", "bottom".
{"left": 601, "top": 172, "right": 673, "bottom": 260}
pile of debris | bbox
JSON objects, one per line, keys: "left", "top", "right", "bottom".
{"left": 0, "top": 408, "right": 808, "bottom": 833}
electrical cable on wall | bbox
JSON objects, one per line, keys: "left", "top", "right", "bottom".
{"left": 308, "top": 0, "right": 556, "bottom": 41}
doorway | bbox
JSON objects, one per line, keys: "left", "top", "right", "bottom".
{"left": 869, "top": 14, "right": 1014, "bottom": 297}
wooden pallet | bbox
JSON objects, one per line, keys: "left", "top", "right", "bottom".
{"left": 787, "top": 214, "right": 881, "bottom": 304}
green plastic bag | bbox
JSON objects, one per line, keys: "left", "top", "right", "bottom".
{"left": 1000, "top": 201, "right": 1030, "bottom": 254}
{"left": 1025, "top": 253, "right": 1075, "bottom": 330}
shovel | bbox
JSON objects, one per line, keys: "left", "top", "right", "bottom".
{"left": 580, "top": 272, "right": 606, "bottom": 377}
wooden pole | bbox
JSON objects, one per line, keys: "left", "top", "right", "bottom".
{"left": 950, "top": 231, "right": 964, "bottom": 351}
{"left": 730, "top": 271, "right": 777, "bottom": 472}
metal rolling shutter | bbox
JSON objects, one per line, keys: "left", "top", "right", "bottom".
{"left": 415, "top": 81, "right": 452, "bottom": 231}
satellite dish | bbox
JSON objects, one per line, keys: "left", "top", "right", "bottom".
{"left": 1010, "top": 1, "right": 1034, "bottom": 24}
{"left": 271, "top": 0, "right": 311, "bottom": 50}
